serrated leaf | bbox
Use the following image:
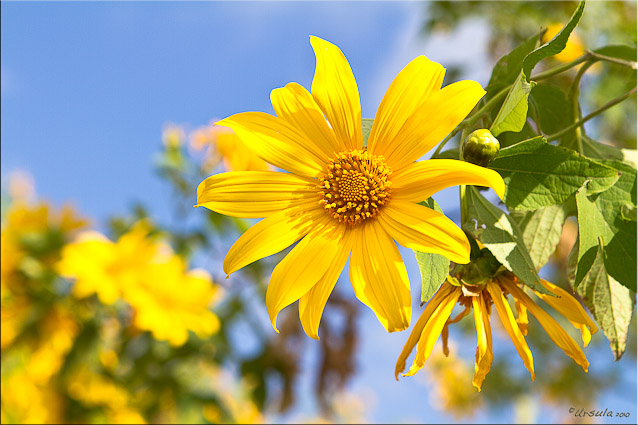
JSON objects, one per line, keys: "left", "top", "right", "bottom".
{"left": 490, "top": 72, "right": 536, "bottom": 137}
{"left": 489, "top": 136, "right": 621, "bottom": 210}
{"left": 575, "top": 165, "right": 637, "bottom": 292}
{"left": 415, "top": 198, "right": 450, "bottom": 304}
{"left": 462, "top": 186, "right": 549, "bottom": 294}
{"left": 486, "top": 31, "right": 542, "bottom": 99}
{"left": 575, "top": 238, "right": 634, "bottom": 360}
{"left": 522, "top": 0, "right": 586, "bottom": 80}
{"left": 512, "top": 204, "right": 567, "bottom": 271}
{"left": 362, "top": 118, "right": 373, "bottom": 147}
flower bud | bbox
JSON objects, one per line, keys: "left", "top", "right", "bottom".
{"left": 462, "top": 129, "right": 500, "bottom": 167}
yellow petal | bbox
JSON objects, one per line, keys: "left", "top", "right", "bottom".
{"left": 310, "top": 36, "right": 362, "bottom": 150}
{"left": 395, "top": 282, "right": 455, "bottom": 379}
{"left": 368, "top": 55, "right": 445, "bottom": 156}
{"left": 502, "top": 278, "right": 589, "bottom": 372}
{"left": 266, "top": 220, "right": 347, "bottom": 332}
{"left": 536, "top": 279, "right": 599, "bottom": 347}
{"left": 472, "top": 293, "right": 493, "bottom": 391}
{"left": 223, "top": 201, "right": 326, "bottom": 275}
{"left": 385, "top": 80, "right": 486, "bottom": 170}
{"left": 377, "top": 200, "right": 470, "bottom": 264}
{"left": 216, "top": 112, "right": 325, "bottom": 177}
{"left": 392, "top": 159, "right": 505, "bottom": 202}
{"left": 515, "top": 300, "right": 529, "bottom": 336}
{"left": 196, "top": 171, "right": 318, "bottom": 218}
{"left": 486, "top": 282, "right": 535, "bottom": 381}
{"left": 403, "top": 286, "right": 461, "bottom": 377}
{"left": 298, "top": 228, "right": 354, "bottom": 339}
{"left": 349, "top": 220, "right": 411, "bottom": 333}
{"left": 271, "top": 82, "right": 345, "bottom": 156}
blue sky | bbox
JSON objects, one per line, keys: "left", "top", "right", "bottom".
{"left": 2, "top": 2, "right": 635, "bottom": 424}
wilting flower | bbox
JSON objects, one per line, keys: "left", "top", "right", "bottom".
{"left": 395, "top": 271, "right": 597, "bottom": 390}
{"left": 196, "top": 36, "right": 504, "bottom": 338}
{"left": 190, "top": 123, "right": 271, "bottom": 172}
{"left": 58, "top": 221, "right": 221, "bottom": 346}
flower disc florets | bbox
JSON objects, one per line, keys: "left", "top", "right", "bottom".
{"left": 318, "top": 149, "right": 392, "bottom": 226}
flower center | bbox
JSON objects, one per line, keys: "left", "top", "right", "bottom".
{"left": 318, "top": 149, "right": 392, "bottom": 226}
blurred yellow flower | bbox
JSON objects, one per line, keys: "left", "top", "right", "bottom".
{"left": 396, "top": 272, "right": 597, "bottom": 390}
{"left": 57, "top": 221, "right": 221, "bottom": 346}
{"left": 543, "top": 23, "right": 585, "bottom": 63}
{"left": 196, "top": 36, "right": 505, "bottom": 339}
{"left": 1, "top": 200, "right": 88, "bottom": 287}
{"left": 68, "top": 368, "right": 146, "bottom": 424}
{"left": 190, "top": 123, "right": 272, "bottom": 172}
{"left": 0, "top": 368, "right": 63, "bottom": 424}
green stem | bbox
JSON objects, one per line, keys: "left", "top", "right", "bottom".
{"left": 567, "top": 60, "right": 597, "bottom": 152}
{"left": 586, "top": 49, "right": 638, "bottom": 69}
{"left": 547, "top": 86, "right": 637, "bottom": 141}
{"left": 459, "top": 128, "right": 469, "bottom": 225}
{"left": 531, "top": 54, "right": 589, "bottom": 81}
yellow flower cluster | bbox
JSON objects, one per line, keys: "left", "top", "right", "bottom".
{"left": 57, "top": 221, "right": 221, "bottom": 346}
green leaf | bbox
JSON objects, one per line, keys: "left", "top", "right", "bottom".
{"left": 575, "top": 238, "right": 634, "bottom": 360}
{"left": 575, "top": 165, "right": 637, "bottom": 293}
{"left": 489, "top": 72, "right": 536, "bottom": 137}
{"left": 362, "top": 118, "right": 374, "bottom": 147}
{"left": 593, "top": 44, "right": 638, "bottom": 63}
{"left": 489, "top": 136, "right": 620, "bottom": 210}
{"left": 462, "top": 186, "right": 549, "bottom": 294}
{"left": 521, "top": 0, "right": 586, "bottom": 80}
{"left": 582, "top": 136, "right": 637, "bottom": 168}
{"left": 485, "top": 31, "right": 542, "bottom": 99}
{"left": 415, "top": 198, "right": 450, "bottom": 304}
{"left": 529, "top": 83, "right": 572, "bottom": 136}
{"left": 511, "top": 203, "right": 567, "bottom": 271}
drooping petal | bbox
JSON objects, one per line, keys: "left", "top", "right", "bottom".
{"left": 223, "top": 201, "right": 326, "bottom": 276}
{"left": 472, "top": 293, "right": 493, "bottom": 391}
{"left": 367, "top": 56, "right": 445, "bottom": 156}
{"left": 196, "top": 171, "right": 319, "bottom": 218}
{"left": 377, "top": 200, "right": 470, "bottom": 264}
{"left": 266, "top": 220, "right": 347, "bottom": 332}
{"left": 392, "top": 159, "right": 505, "bottom": 202}
{"left": 384, "top": 80, "right": 486, "bottom": 171}
{"left": 271, "top": 82, "right": 345, "bottom": 155}
{"left": 395, "top": 282, "right": 455, "bottom": 380}
{"left": 536, "top": 279, "right": 599, "bottom": 347}
{"left": 403, "top": 286, "right": 461, "bottom": 377}
{"left": 349, "top": 220, "right": 411, "bottom": 333}
{"left": 486, "top": 282, "right": 536, "bottom": 381}
{"left": 216, "top": 112, "right": 325, "bottom": 177}
{"left": 501, "top": 278, "right": 589, "bottom": 372}
{"left": 515, "top": 300, "right": 529, "bottom": 336}
{"left": 310, "top": 36, "right": 362, "bottom": 150}
{"left": 298, "top": 228, "right": 354, "bottom": 340}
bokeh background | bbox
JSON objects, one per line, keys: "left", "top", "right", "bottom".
{"left": 2, "top": 1, "right": 636, "bottom": 424}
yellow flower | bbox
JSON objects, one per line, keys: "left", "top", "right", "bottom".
{"left": 395, "top": 272, "right": 597, "bottom": 391}
{"left": 190, "top": 123, "right": 272, "bottom": 172}
{"left": 196, "top": 36, "right": 504, "bottom": 338}
{"left": 543, "top": 23, "right": 585, "bottom": 63}
{"left": 58, "top": 221, "right": 221, "bottom": 346}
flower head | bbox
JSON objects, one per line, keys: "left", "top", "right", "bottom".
{"left": 395, "top": 271, "right": 597, "bottom": 391}
{"left": 196, "top": 36, "right": 504, "bottom": 338}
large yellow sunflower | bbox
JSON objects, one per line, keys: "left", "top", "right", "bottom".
{"left": 196, "top": 36, "right": 504, "bottom": 339}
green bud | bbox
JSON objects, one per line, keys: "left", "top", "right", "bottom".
{"left": 462, "top": 129, "right": 500, "bottom": 167}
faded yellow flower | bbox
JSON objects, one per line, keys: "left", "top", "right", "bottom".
{"left": 58, "top": 221, "right": 221, "bottom": 346}
{"left": 196, "top": 36, "right": 504, "bottom": 339}
{"left": 396, "top": 272, "right": 597, "bottom": 390}
{"left": 190, "top": 123, "right": 271, "bottom": 172}
{"left": 544, "top": 23, "right": 585, "bottom": 63}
